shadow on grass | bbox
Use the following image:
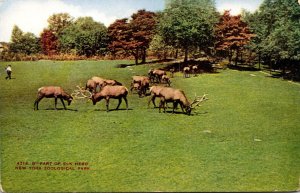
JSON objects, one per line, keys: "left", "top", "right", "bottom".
{"left": 94, "top": 108, "right": 133, "bottom": 112}
{"left": 43, "top": 108, "right": 78, "bottom": 111}
{"left": 228, "top": 64, "right": 260, "bottom": 71}
{"left": 116, "top": 59, "right": 174, "bottom": 68}
{"left": 158, "top": 110, "right": 208, "bottom": 116}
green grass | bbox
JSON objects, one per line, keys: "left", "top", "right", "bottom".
{"left": 0, "top": 60, "right": 299, "bottom": 192}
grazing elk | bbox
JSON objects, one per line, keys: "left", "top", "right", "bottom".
{"left": 104, "top": 79, "right": 122, "bottom": 86}
{"left": 148, "top": 69, "right": 155, "bottom": 83}
{"left": 161, "top": 75, "right": 171, "bottom": 86}
{"left": 89, "top": 77, "right": 122, "bottom": 92}
{"left": 91, "top": 76, "right": 106, "bottom": 91}
{"left": 183, "top": 66, "right": 191, "bottom": 78}
{"left": 192, "top": 65, "right": 198, "bottom": 76}
{"left": 132, "top": 76, "right": 150, "bottom": 97}
{"left": 170, "top": 67, "right": 175, "bottom": 78}
{"left": 130, "top": 82, "right": 141, "bottom": 93}
{"left": 148, "top": 85, "right": 167, "bottom": 108}
{"left": 157, "top": 87, "right": 208, "bottom": 115}
{"left": 90, "top": 85, "right": 128, "bottom": 112}
{"left": 34, "top": 86, "right": 73, "bottom": 110}
{"left": 153, "top": 69, "right": 167, "bottom": 83}
{"left": 85, "top": 79, "right": 97, "bottom": 93}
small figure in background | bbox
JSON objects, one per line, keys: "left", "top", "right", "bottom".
{"left": 5, "top": 65, "right": 12, "bottom": 80}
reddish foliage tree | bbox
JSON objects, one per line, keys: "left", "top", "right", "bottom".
{"left": 40, "top": 29, "right": 58, "bottom": 55}
{"left": 107, "top": 18, "right": 130, "bottom": 59}
{"left": 130, "top": 10, "right": 157, "bottom": 63}
{"left": 215, "top": 10, "right": 254, "bottom": 65}
{"left": 108, "top": 10, "right": 157, "bottom": 64}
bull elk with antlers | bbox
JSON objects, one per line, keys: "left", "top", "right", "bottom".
{"left": 90, "top": 85, "right": 128, "bottom": 112}
{"left": 157, "top": 87, "right": 208, "bottom": 115}
{"left": 34, "top": 86, "right": 73, "bottom": 110}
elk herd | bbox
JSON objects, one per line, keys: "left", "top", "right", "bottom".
{"left": 34, "top": 64, "right": 207, "bottom": 115}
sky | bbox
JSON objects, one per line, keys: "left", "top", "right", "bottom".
{"left": 0, "top": 0, "right": 263, "bottom": 42}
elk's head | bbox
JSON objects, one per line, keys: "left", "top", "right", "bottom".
{"left": 67, "top": 96, "right": 73, "bottom": 106}
{"left": 185, "top": 106, "right": 192, "bottom": 115}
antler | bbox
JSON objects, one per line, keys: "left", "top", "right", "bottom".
{"left": 71, "top": 86, "right": 92, "bottom": 99}
{"left": 190, "top": 94, "right": 208, "bottom": 108}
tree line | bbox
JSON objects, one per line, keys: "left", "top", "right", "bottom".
{"left": 1, "top": 0, "right": 299, "bottom": 79}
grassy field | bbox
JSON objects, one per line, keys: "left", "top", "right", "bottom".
{"left": 0, "top": 60, "right": 299, "bottom": 192}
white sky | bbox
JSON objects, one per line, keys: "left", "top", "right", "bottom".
{"left": 0, "top": 0, "right": 262, "bottom": 42}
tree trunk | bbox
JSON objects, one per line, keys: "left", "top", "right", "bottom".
{"left": 163, "top": 48, "right": 167, "bottom": 60}
{"left": 240, "top": 50, "right": 243, "bottom": 65}
{"left": 141, "top": 48, "right": 146, "bottom": 64}
{"left": 258, "top": 52, "right": 261, "bottom": 70}
{"left": 184, "top": 47, "right": 188, "bottom": 63}
{"left": 235, "top": 49, "right": 239, "bottom": 66}
{"left": 228, "top": 50, "right": 232, "bottom": 64}
{"left": 175, "top": 48, "right": 178, "bottom": 59}
{"left": 134, "top": 48, "right": 139, "bottom": 65}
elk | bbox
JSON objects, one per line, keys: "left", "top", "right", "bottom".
{"left": 148, "top": 85, "right": 167, "bottom": 108}
{"left": 192, "top": 65, "right": 198, "bottom": 76}
{"left": 183, "top": 66, "right": 191, "bottom": 78}
{"left": 85, "top": 79, "right": 97, "bottom": 93}
{"left": 130, "top": 82, "right": 141, "bottom": 93}
{"left": 90, "top": 85, "right": 128, "bottom": 112}
{"left": 161, "top": 75, "right": 171, "bottom": 86}
{"left": 132, "top": 76, "right": 150, "bottom": 97}
{"left": 91, "top": 76, "right": 106, "bottom": 91}
{"left": 157, "top": 87, "right": 208, "bottom": 115}
{"left": 148, "top": 69, "right": 155, "bottom": 83}
{"left": 34, "top": 86, "right": 73, "bottom": 110}
{"left": 104, "top": 79, "right": 122, "bottom": 86}
{"left": 153, "top": 69, "right": 167, "bottom": 83}
{"left": 89, "top": 77, "right": 122, "bottom": 92}
{"left": 170, "top": 67, "right": 175, "bottom": 78}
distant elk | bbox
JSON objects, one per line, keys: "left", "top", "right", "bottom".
{"left": 192, "top": 65, "right": 198, "bottom": 76}
{"left": 153, "top": 69, "right": 167, "bottom": 83}
{"left": 130, "top": 82, "right": 141, "bottom": 94}
{"left": 90, "top": 85, "right": 128, "bottom": 112}
{"left": 183, "top": 66, "right": 191, "bottom": 78}
{"left": 156, "top": 87, "right": 208, "bottom": 115}
{"left": 34, "top": 86, "right": 73, "bottom": 110}
{"left": 169, "top": 67, "right": 175, "bottom": 78}
{"left": 148, "top": 69, "right": 167, "bottom": 83}
{"left": 87, "top": 77, "right": 122, "bottom": 92}
{"left": 132, "top": 75, "right": 150, "bottom": 97}
{"left": 90, "top": 76, "right": 106, "bottom": 92}
{"left": 161, "top": 75, "right": 171, "bottom": 86}
{"left": 85, "top": 79, "right": 97, "bottom": 93}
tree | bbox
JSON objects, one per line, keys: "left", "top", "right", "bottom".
{"left": 108, "top": 10, "right": 157, "bottom": 65}
{"left": 59, "top": 17, "right": 108, "bottom": 56}
{"left": 47, "top": 13, "right": 73, "bottom": 35}
{"left": 10, "top": 25, "right": 40, "bottom": 55}
{"left": 158, "top": 0, "right": 218, "bottom": 62}
{"left": 215, "top": 10, "right": 254, "bottom": 65}
{"left": 245, "top": 0, "right": 300, "bottom": 78}
{"left": 107, "top": 18, "right": 129, "bottom": 59}
{"left": 40, "top": 29, "right": 58, "bottom": 55}
{"left": 130, "top": 10, "right": 157, "bottom": 63}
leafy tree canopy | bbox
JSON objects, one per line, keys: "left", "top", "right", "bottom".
{"left": 159, "top": 0, "right": 218, "bottom": 62}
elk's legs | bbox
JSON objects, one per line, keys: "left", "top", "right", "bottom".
{"left": 116, "top": 98, "right": 122, "bottom": 110}
{"left": 123, "top": 96, "right": 128, "bottom": 110}
{"left": 60, "top": 98, "right": 66, "bottom": 110}
{"left": 34, "top": 96, "right": 43, "bottom": 110}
